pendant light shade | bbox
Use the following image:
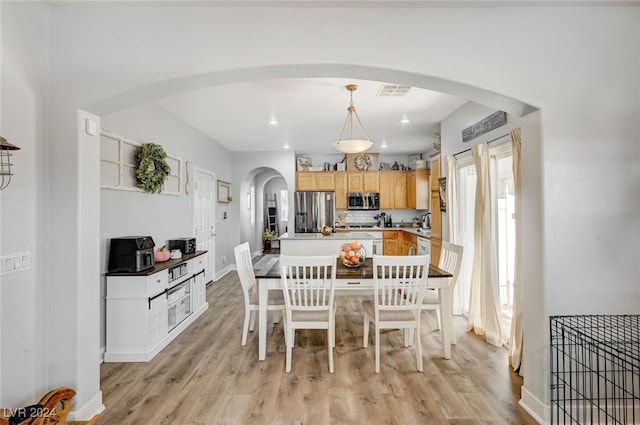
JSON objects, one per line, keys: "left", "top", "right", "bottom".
{"left": 333, "top": 84, "right": 374, "bottom": 154}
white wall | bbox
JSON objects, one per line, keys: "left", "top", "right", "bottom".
{"left": 1, "top": 2, "right": 638, "bottom": 422}
{"left": 100, "top": 102, "right": 231, "bottom": 347}
{"left": 0, "top": 0, "right": 50, "bottom": 408}
{"left": 441, "top": 102, "right": 522, "bottom": 159}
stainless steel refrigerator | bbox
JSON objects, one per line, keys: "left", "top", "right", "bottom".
{"left": 294, "top": 191, "right": 335, "bottom": 233}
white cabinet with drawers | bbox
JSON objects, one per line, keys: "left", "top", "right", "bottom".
{"left": 105, "top": 251, "right": 209, "bottom": 362}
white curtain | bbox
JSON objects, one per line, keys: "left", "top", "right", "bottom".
{"left": 509, "top": 128, "right": 524, "bottom": 373}
{"left": 467, "top": 144, "right": 504, "bottom": 347}
{"left": 445, "top": 155, "right": 464, "bottom": 315}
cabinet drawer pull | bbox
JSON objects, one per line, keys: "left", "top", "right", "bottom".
{"left": 347, "top": 281, "right": 361, "bottom": 285}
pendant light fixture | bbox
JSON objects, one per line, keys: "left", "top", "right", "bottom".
{"left": 333, "top": 84, "right": 374, "bottom": 154}
{"left": 0, "top": 136, "right": 20, "bottom": 190}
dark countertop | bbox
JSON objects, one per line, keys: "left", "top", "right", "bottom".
{"left": 254, "top": 255, "right": 451, "bottom": 280}
{"left": 105, "top": 250, "right": 207, "bottom": 277}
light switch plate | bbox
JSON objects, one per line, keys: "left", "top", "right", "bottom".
{"left": 85, "top": 118, "right": 98, "bottom": 136}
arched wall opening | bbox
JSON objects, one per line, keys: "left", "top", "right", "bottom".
{"left": 79, "top": 63, "right": 543, "bottom": 420}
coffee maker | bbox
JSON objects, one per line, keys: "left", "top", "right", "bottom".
{"left": 421, "top": 213, "right": 431, "bottom": 229}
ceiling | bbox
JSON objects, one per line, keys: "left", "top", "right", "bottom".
{"left": 153, "top": 77, "right": 468, "bottom": 155}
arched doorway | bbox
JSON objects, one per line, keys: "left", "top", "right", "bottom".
{"left": 235, "top": 166, "right": 288, "bottom": 256}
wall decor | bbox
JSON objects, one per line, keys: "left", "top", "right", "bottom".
{"left": 100, "top": 130, "right": 182, "bottom": 195}
{"left": 438, "top": 177, "right": 447, "bottom": 212}
{"left": 217, "top": 180, "right": 231, "bottom": 203}
{"left": 346, "top": 152, "right": 379, "bottom": 171}
{"left": 408, "top": 153, "right": 422, "bottom": 169}
{"left": 296, "top": 156, "right": 313, "bottom": 171}
{"left": 462, "top": 111, "right": 507, "bottom": 143}
{"left": 136, "top": 143, "right": 171, "bottom": 194}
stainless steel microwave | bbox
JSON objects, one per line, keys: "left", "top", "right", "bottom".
{"left": 347, "top": 192, "right": 380, "bottom": 210}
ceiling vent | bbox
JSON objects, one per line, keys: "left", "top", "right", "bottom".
{"left": 377, "top": 84, "right": 411, "bottom": 97}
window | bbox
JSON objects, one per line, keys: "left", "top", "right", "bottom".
{"left": 280, "top": 190, "right": 288, "bottom": 222}
{"left": 492, "top": 146, "right": 515, "bottom": 342}
{"left": 250, "top": 185, "right": 255, "bottom": 225}
{"left": 455, "top": 141, "right": 515, "bottom": 344}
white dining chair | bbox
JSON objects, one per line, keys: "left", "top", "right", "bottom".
{"left": 421, "top": 241, "right": 463, "bottom": 343}
{"left": 234, "top": 242, "right": 285, "bottom": 346}
{"left": 280, "top": 255, "right": 337, "bottom": 373}
{"left": 363, "top": 254, "right": 430, "bottom": 373}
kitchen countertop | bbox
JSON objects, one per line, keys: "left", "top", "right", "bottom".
{"left": 278, "top": 232, "right": 382, "bottom": 241}
{"left": 105, "top": 250, "right": 207, "bottom": 276}
{"left": 335, "top": 226, "right": 431, "bottom": 238}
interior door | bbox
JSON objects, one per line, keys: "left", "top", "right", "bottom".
{"left": 194, "top": 168, "right": 215, "bottom": 282}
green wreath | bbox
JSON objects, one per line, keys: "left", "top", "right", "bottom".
{"left": 136, "top": 143, "right": 171, "bottom": 194}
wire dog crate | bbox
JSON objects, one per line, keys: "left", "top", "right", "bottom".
{"left": 550, "top": 315, "right": 640, "bottom": 424}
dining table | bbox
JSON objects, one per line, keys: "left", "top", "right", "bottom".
{"left": 253, "top": 255, "right": 454, "bottom": 361}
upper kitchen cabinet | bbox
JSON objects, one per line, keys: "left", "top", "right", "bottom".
{"left": 407, "top": 169, "right": 429, "bottom": 210}
{"left": 295, "top": 172, "right": 335, "bottom": 191}
{"left": 335, "top": 172, "right": 347, "bottom": 209}
{"left": 380, "top": 171, "right": 407, "bottom": 209}
{"left": 347, "top": 171, "right": 379, "bottom": 193}
{"left": 429, "top": 155, "right": 442, "bottom": 265}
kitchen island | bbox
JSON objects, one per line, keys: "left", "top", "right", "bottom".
{"left": 278, "top": 231, "right": 383, "bottom": 256}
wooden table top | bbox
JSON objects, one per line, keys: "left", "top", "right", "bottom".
{"left": 254, "top": 255, "right": 452, "bottom": 280}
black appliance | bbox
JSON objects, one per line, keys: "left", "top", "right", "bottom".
{"left": 347, "top": 192, "right": 380, "bottom": 210}
{"left": 168, "top": 237, "right": 196, "bottom": 254}
{"left": 108, "top": 236, "right": 155, "bottom": 273}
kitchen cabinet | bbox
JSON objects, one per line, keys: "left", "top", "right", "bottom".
{"left": 379, "top": 172, "right": 407, "bottom": 209}
{"left": 295, "top": 172, "right": 335, "bottom": 191}
{"left": 393, "top": 173, "right": 408, "bottom": 209}
{"left": 315, "top": 173, "right": 335, "bottom": 191}
{"left": 383, "top": 230, "right": 401, "bottom": 255}
{"left": 105, "top": 251, "right": 208, "bottom": 362}
{"left": 430, "top": 157, "right": 440, "bottom": 191}
{"left": 298, "top": 169, "right": 424, "bottom": 211}
{"left": 334, "top": 172, "right": 347, "bottom": 209}
{"left": 430, "top": 237, "right": 442, "bottom": 266}
{"left": 407, "top": 169, "right": 429, "bottom": 210}
{"left": 429, "top": 155, "right": 442, "bottom": 265}
{"left": 347, "top": 172, "right": 379, "bottom": 193}
{"left": 401, "top": 232, "right": 418, "bottom": 256}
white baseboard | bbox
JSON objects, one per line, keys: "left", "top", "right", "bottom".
{"left": 213, "top": 264, "right": 234, "bottom": 281}
{"left": 68, "top": 390, "right": 105, "bottom": 421}
{"left": 520, "top": 385, "right": 549, "bottom": 425}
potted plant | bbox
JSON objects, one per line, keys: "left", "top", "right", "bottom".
{"left": 262, "top": 229, "right": 275, "bottom": 251}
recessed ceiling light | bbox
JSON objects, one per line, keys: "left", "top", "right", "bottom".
{"left": 400, "top": 118, "right": 410, "bottom": 124}
{"left": 381, "top": 140, "right": 388, "bottom": 149}
{"left": 269, "top": 119, "right": 278, "bottom": 125}
{"left": 283, "top": 142, "right": 290, "bottom": 149}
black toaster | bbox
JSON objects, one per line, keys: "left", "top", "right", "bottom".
{"left": 168, "top": 237, "right": 196, "bottom": 254}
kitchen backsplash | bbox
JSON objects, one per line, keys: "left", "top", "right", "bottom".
{"left": 337, "top": 209, "right": 428, "bottom": 226}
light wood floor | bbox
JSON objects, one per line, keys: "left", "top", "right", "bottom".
{"left": 98, "top": 270, "right": 538, "bottom": 425}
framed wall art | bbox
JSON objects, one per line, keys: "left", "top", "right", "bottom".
{"left": 296, "top": 156, "right": 313, "bottom": 171}
{"left": 438, "top": 177, "right": 447, "bottom": 212}
{"left": 408, "top": 153, "right": 422, "bottom": 169}
{"left": 217, "top": 180, "right": 231, "bottom": 203}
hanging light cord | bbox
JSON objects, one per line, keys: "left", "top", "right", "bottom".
{"left": 338, "top": 88, "right": 371, "bottom": 141}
